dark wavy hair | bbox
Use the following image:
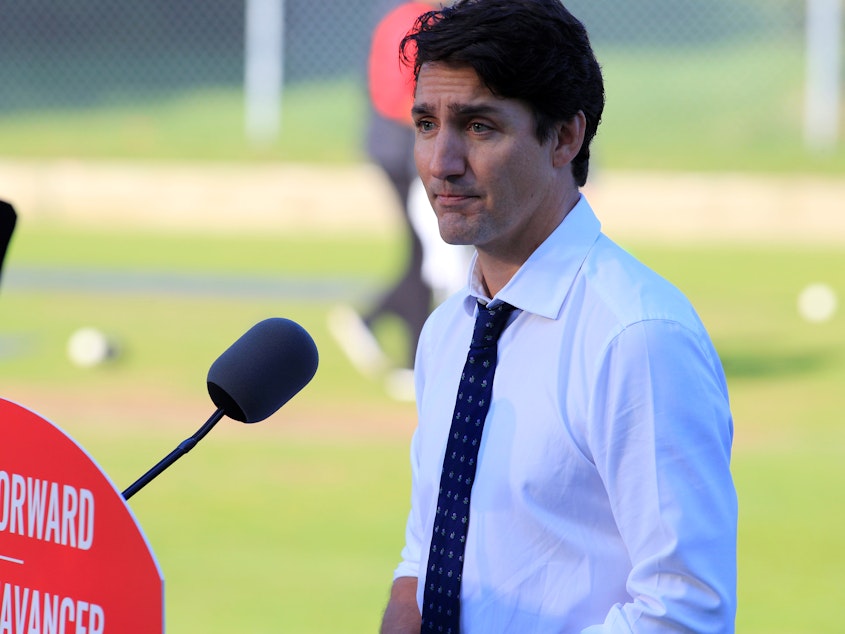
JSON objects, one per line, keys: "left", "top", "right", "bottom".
{"left": 401, "top": 0, "right": 604, "bottom": 187}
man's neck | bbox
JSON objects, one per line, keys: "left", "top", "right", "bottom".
{"left": 476, "top": 189, "right": 581, "bottom": 297}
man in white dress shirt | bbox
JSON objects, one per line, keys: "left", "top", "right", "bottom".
{"left": 379, "top": 1, "right": 737, "bottom": 632}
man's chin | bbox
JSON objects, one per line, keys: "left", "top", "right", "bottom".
{"left": 439, "top": 230, "right": 475, "bottom": 247}
{"left": 437, "top": 216, "right": 478, "bottom": 247}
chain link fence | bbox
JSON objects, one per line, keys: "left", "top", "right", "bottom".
{"left": 0, "top": 0, "right": 840, "bottom": 157}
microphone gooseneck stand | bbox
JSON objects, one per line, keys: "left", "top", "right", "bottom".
{"left": 122, "top": 408, "right": 226, "bottom": 500}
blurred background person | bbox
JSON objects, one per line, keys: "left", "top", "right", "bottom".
{"left": 330, "top": 0, "right": 470, "bottom": 400}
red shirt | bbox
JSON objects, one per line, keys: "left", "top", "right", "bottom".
{"left": 368, "top": 2, "right": 432, "bottom": 124}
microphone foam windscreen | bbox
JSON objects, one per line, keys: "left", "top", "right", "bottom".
{"left": 207, "top": 318, "right": 319, "bottom": 423}
{"left": 0, "top": 200, "right": 17, "bottom": 279}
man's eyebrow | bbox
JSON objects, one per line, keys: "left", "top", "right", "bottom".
{"left": 450, "top": 103, "right": 502, "bottom": 118}
{"left": 411, "top": 103, "right": 432, "bottom": 118}
{"left": 411, "top": 102, "right": 502, "bottom": 118}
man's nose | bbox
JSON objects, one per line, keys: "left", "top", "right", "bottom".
{"left": 425, "top": 128, "right": 466, "bottom": 180}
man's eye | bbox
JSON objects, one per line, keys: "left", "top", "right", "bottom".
{"left": 417, "top": 120, "right": 435, "bottom": 132}
{"left": 470, "top": 122, "right": 491, "bottom": 133}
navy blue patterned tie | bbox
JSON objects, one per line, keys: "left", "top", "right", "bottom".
{"left": 421, "top": 301, "right": 516, "bottom": 634}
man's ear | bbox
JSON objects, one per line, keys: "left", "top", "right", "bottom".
{"left": 552, "top": 111, "right": 586, "bottom": 168}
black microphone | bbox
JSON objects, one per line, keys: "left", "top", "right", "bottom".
{"left": 122, "top": 318, "right": 319, "bottom": 500}
{"left": 0, "top": 200, "right": 17, "bottom": 287}
{"left": 207, "top": 317, "right": 319, "bottom": 423}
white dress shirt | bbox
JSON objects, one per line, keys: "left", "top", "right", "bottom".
{"left": 394, "top": 196, "right": 737, "bottom": 633}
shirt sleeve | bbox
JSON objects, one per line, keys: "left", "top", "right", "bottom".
{"left": 393, "top": 427, "right": 425, "bottom": 581}
{"left": 582, "top": 318, "right": 737, "bottom": 633}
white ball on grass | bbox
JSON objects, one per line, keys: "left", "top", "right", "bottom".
{"left": 67, "top": 327, "right": 114, "bottom": 367}
{"left": 797, "top": 283, "right": 837, "bottom": 323}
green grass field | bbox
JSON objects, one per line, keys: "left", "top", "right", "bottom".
{"left": 1, "top": 34, "right": 844, "bottom": 631}
{"left": 1, "top": 41, "right": 843, "bottom": 174}
{"left": 1, "top": 223, "right": 844, "bottom": 632}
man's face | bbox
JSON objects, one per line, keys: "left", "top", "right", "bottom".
{"left": 412, "top": 63, "right": 566, "bottom": 262}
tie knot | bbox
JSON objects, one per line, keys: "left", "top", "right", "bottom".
{"left": 470, "top": 302, "right": 515, "bottom": 349}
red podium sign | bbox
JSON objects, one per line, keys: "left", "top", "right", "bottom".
{"left": 0, "top": 398, "right": 163, "bottom": 633}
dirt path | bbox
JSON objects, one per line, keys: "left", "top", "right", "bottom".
{"left": 3, "top": 159, "right": 845, "bottom": 243}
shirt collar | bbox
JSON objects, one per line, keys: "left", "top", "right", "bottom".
{"left": 462, "top": 195, "right": 601, "bottom": 320}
